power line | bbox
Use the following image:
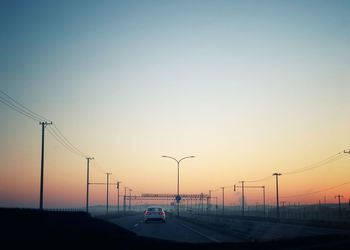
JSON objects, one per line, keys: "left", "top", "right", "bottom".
{"left": 280, "top": 181, "right": 350, "bottom": 199}
{"left": 0, "top": 90, "right": 51, "bottom": 121}
{"left": 245, "top": 175, "right": 273, "bottom": 183}
{"left": 52, "top": 124, "right": 86, "bottom": 156}
{"left": 0, "top": 95, "right": 42, "bottom": 122}
{"left": 93, "top": 160, "right": 108, "bottom": 174}
{"left": 244, "top": 151, "right": 347, "bottom": 183}
{"left": 50, "top": 124, "right": 87, "bottom": 157}
{"left": 0, "top": 90, "right": 88, "bottom": 159}
{"left": 47, "top": 127, "right": 86, "bottom": 158}
{"left": 283, "top": 152, "right": 345, "bottom": 175}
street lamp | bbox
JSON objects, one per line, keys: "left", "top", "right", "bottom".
{"left": 162, "top": 155, "right": 195, "bottom": 216}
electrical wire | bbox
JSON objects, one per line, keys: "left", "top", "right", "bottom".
{"left": 47, "top": 127, "right": 85, "bottom": 158}
{"left": 51, "top": 124, "right": 87, "bottom": 157}
{"left": 0, "top": 95, "right": 41, "bottom": 122}
{"left": 244, "top": 152, "right": 347, "bottom": 183}
{"left": 280, "top": 181, "right": 350, "bottom": 199}
{"left": 0, "top": 90, "right": 51, "bottom": 121}
{"left": 93, "top": 160, "right": 109, "bottom": 174}
{"left": 283, "top": 152, "right": 345, "bottom": 175}
{"left": 245, "top": 175, "right": 273, "bottom": 183}
{"left": 0, "top": 89, "right": 89, "bottom": 159}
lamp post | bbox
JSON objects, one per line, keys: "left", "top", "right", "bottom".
{"left": 162, "top": 155, "right": 195, "bottom": 216}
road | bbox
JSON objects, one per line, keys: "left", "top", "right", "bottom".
{"left": 105, "top": 212, "right": 350, "bottom": 243}
{"left": 106, "top": 212, "right": 241, "bottom": 243}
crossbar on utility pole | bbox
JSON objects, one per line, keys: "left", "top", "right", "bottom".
{"left": 39, "top": 121, "right": 52, "bottom": 210}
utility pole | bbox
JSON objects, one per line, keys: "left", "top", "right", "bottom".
{"left": 234, "top": 184, "right": 265, "bottom": 217}
{"left": 39, "top": 121, "right": 52, "bottom": 210}
{"left": 221, "top": 187, "right": 225, "bottom": 214}
{"left": 262, "top": 186, "right": 266, "bottom": 216}
{"left": 106, "top": 172, "right": 112, "bottom": 214}
{"left": 335, "top": 195, "right": 344, "bottom": 218}
{"left": 117, "top": 181, "right": 121, "bottom": 213}
{"left": 124, "top": 187, "right": 127, "bottom": 212}
{"left": 200, "top": 193, "right": 204, "bottom": 214}
{"left": 208, "top": 190, "right": 212, "bottom": 212}
{"left": 129, "top": 189, "right": 132, "bottom": 211}
{"left": 273, "top": 173, "right": 282, "bottom": 218}
{"left": 85, "top": 157, "right": 94, "bottom": 213}
{"left": 240, "top": 181, "right": 245, "bottom": 216}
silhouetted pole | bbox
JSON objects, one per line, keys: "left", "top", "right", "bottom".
{"left": 273, "top": 173, "right": 282, "bottom": 218}
{"left": 162, "top": 155, "right": 195, "bottom": 217}
{"left": 200, "top": 193, "right": 204, "bottom": 214}
{"left": 85, "top": 157, "right": 94, "bottom": 212}
{"left": 208, "top": 190, "right": 212, "bottom": 212}
{"left": 117, "top": 181, "right": 121, "bottom": 213}
{"left": 234, "top": 184, "right": 265, "bottom": 216}
{"left": 106, "top": 172, "right": 112, "bottom": 213}
{"left": 335, "top": 195, "right": 344, "bottom": 218}
{"left": 240, "top": 181, "right": 245, "bottom": 216}
{"left": 39, "top": 121, "right": 52, "bottom": 210}
{"left": 221, "top": 187, "right": 225, "bottom": 214}
{"left": 262, "top": 186, "right": 266, "bottom": 216}
{"left": 124, "top": 187, "right": 127, "bottom": 212}
{"left": 129, "top": 189, "right": 132, "bottom": 211}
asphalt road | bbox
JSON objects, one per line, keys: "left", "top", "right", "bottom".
{"left": 106, "top": 212, "right": 350, "bottom": 243}
{"left": 107, "top": 213, "right": 240, "bottom": 243}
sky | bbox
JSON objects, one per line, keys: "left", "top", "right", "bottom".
{"left": 0, "top": 0, "right": 350, "bottom": 209}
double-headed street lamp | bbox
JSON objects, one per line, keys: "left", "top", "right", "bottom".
{"left": 162, "top": 155, "right": 195, "bottom": 217}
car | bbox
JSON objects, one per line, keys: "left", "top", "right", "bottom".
{"left": 144, "top": 207, "right": 166, "bottom": 223}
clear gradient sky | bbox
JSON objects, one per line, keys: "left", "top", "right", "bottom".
{"left": 0, "top": 0, "right": 349, "bottom": 208}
